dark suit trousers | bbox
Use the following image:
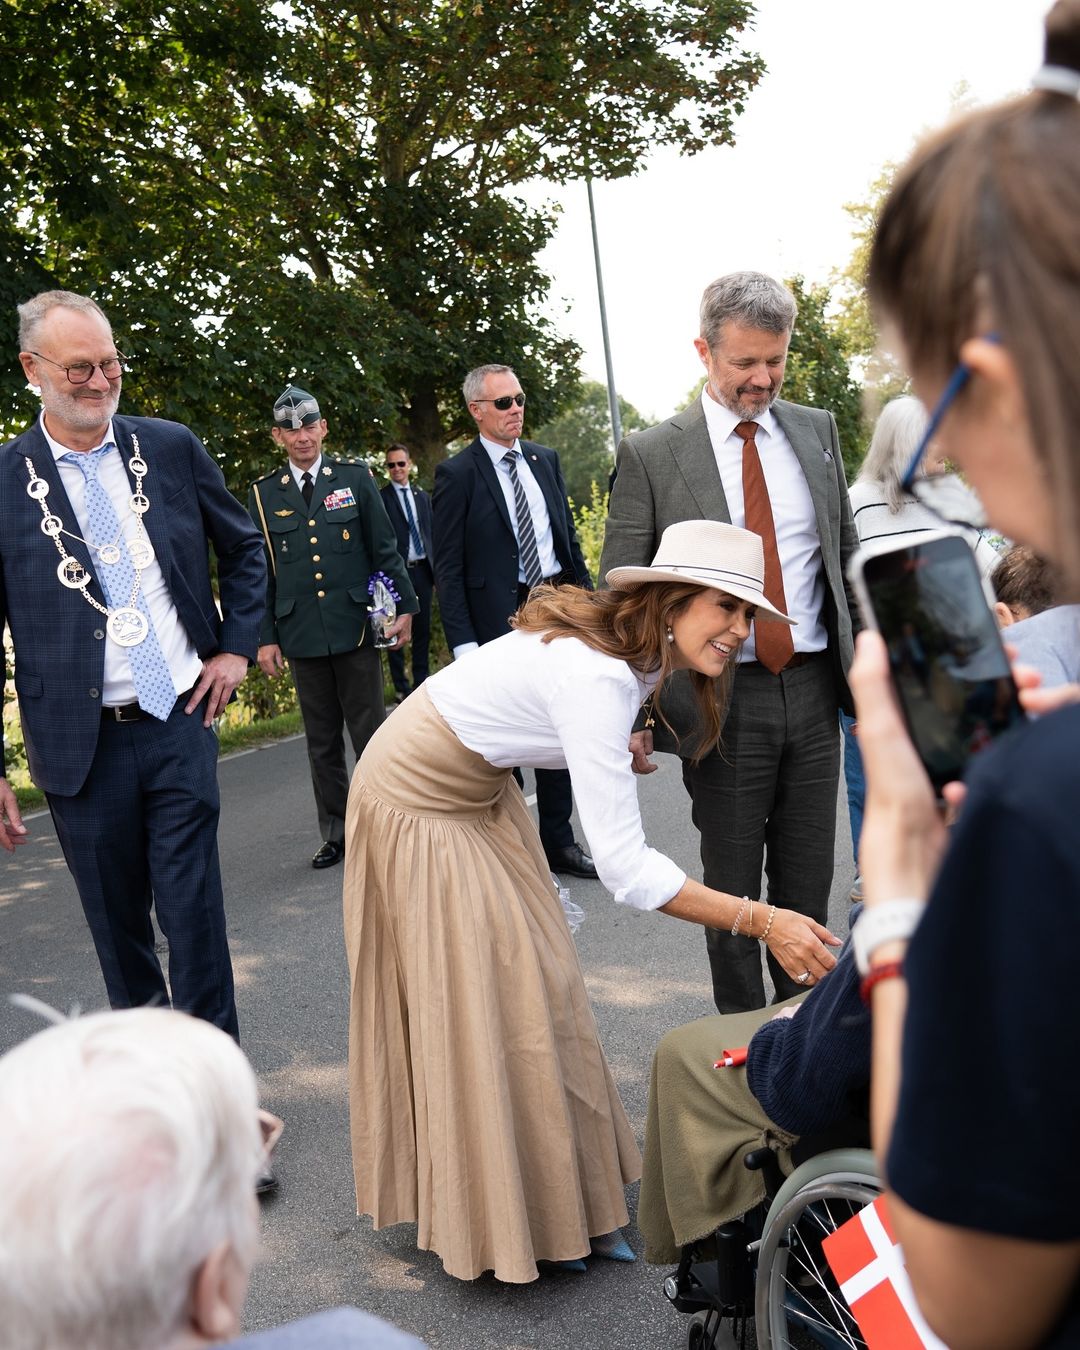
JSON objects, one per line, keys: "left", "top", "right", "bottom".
{"left": 291, "top": 642, "right": 385, "bottom": 845}
{"left": 388, "top": 559, "right": 434, "bottom": 694}
{"left": 681, "top": 654, "right": 840, "bottom": 1013}
{"left": 46, "top": 695, "right": 238, "bottom": 1037}
{"left": 513, "top": 579, "right": 574, "bottom": 853}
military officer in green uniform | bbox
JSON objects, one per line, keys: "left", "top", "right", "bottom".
{"left": 248, "top": 386, "right": 417, "bottom": 868}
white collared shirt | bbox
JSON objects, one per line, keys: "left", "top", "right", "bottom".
{"left": 478, "top": 435, "right": 559, "bottom": 583}
{"left": 699, "top": 393, "right": 827, "bottom": 660}
{"left": 42, "top": 413, "right": 202, "bottom": 707}
{"left": 394, "top": 483, "right": 425, "bottom": 562}
{"left": 289, "top": 454, "right": 322, "bottom": 493}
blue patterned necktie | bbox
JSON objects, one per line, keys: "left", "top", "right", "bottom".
{"left": 502, "top": 451, "right": 544, "bottom": 588}
{"left": 398, "top": 486, "right": 425, "bottom": 558}
{"left": 62, "top": 446, "right": 177, "bottom": 720}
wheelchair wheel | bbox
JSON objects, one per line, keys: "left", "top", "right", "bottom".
{"left": 753, "top": 1148, "right": 880, "bottom": 1350}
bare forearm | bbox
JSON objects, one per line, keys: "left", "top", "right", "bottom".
{"left": 658, "top": 876, "right": 741, "bottom": 928}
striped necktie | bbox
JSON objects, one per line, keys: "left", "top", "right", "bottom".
{"left": 502, "top": 451, "right": 544, "bottom": 589}
{"left": 398, "top": 486, "right": 425, "bottom": 557}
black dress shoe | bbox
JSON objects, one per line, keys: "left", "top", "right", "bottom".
{"left": 256, "top": 1164, "right": 279, "bottom": 1197}
{"left": 544, "top": 842, "right": 598, "bottom": 880}
{"left": 311, "top": 840, "right": 345, "bottom": 869}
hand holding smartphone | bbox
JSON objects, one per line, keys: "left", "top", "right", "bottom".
{"left": 850, "top": 532, "right": 1025, "bottom": 794}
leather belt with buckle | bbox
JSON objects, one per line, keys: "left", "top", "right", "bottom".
{"left": 103, "top": 686, "right": 195, "bottom": 723}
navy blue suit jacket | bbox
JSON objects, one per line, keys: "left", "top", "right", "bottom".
{"left": 432, "top": 438, "right": 591, "bottom": 649}
{"left": 379, "top": 481, "right": 435, "bottom": 566}
{"left": 0, "top": 414, "right": 266, "bottom": 796}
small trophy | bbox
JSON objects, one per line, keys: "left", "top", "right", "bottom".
{"left": 368, "top": 571, "right": 400, "bottom": 648}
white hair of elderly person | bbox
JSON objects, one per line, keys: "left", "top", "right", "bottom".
{"left": 0, "top": 1006, "right": 263, "bottom": 1350}
{"left": 0, "top": 1004, "right": 428, "bottom": 1350}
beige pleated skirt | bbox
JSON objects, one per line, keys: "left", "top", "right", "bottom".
{"left": 343, "top": 687, "right": 641, "bottom": 1283}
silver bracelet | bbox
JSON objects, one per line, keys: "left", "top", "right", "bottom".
{"left": 730, "top": 896, "right": 749, "bottom": 937}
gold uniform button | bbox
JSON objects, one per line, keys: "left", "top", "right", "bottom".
{"left": 308, "top": 519, "right": 316, "bottom": 526}
{"left": 310, "top": 536, "right": 318, "bottom": 544}
{"left": 313, "top": 554, "right": 321, "bottom": 562}
{"left": 317, "top": 590, "right": 326, "bottom": 598}
{"left": 315, "top": 572, "right": 323, "bottom": 580}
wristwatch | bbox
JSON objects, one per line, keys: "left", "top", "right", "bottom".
{"left": 853, "top": 899, "right": 926, "bottom": 975}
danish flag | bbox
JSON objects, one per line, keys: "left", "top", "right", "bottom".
{"left": 821, "top": 1195, "right": 948, "bottom": 1349}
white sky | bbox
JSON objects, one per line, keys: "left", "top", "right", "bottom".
{"left": 523, "top": 0, "right": 1050, "bottom": 423}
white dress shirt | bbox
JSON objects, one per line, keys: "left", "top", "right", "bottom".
{"left": 478, "top": 435, "right": 559, "bottom": 582}
{"left": 427, "top": 629, "right": 685, "bottom": 911}
{"left": 289, "top": 454, "right": 322, "bottom": 494}
{"left": 42, "top": 414, "right": 202, "bottom": 707}
{"left": 699, "top": 393, "right": 827, "bottom": 660}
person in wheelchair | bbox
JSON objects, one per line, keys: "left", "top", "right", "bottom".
{"left": 640, "top": 909, "right": 870, "bottom": 1268}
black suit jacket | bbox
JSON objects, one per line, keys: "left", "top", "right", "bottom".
{"left": 0, "top": 414, "right": 266, "bottom": 795}
{"left": 432, "top": 438, "right": 591, "bottom": 649}
{"left": 379, "top": 481, "right": 435, "bottom": 566}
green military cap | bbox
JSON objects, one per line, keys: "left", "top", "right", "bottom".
{"left": 273, "top": 384, "right": 321, "bottom": 429}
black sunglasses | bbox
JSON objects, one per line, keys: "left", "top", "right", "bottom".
{"left": 473, "top": 393, "right": 525, "bottom": 410}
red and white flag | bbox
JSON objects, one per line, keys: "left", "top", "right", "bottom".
{"left": 822, "top": 1195, "right": 948, "bottom": 1349}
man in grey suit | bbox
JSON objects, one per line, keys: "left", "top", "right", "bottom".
{"left": 600, "top": 272, "right": 858, "bottom": 1012}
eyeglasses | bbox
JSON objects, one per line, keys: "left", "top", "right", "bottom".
{"left": 473, "top": 393, "right": 526, "bottom": 410}
{"left": 30, "top": 351, "right": 128, "bottom": 385}
{"left": 386, "top": 460, "right": 408, "bottom": 469}
{"left": 900, "top": 336, "right": 1000, "bottom": 533}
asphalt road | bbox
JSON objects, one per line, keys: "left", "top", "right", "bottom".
{"left": 0, "top": 726, "right": 856, "bottom": 1350}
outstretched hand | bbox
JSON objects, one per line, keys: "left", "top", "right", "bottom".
{"left": 764, "top": 908, "right": 841, "bottom": 986}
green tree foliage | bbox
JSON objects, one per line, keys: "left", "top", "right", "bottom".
{"left": 531, "top": 378, "right": 649, "bottom": 505}
{"left": 831, "top": 167, "right": 909, "bottom": 416}
{"left": 0, "top": 0, "right": 764, "bottom": 490}
{"left": 782, "top": 276, "right": 865, "bottom": 479}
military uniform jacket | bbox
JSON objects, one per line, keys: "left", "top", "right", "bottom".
{"left": 248, "top": 456, "right": 417, "bottom": 659}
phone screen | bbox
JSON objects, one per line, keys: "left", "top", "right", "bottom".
{"left": 857, "top": 534, "right": 1025, "bottom": 791}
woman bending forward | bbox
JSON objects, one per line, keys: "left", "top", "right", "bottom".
{"left": 342, "top": 519, "right": 839, "bottom": 1283}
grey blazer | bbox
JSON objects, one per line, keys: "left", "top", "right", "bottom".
{"left": 599, "top": 397, "right": 860, "bottom": 748}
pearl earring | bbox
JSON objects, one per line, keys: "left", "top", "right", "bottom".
{"left": 666, "top": 627, "right": 674, "bottom": 643}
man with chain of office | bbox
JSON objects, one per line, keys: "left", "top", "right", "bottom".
{"left": 248, "top": 386, "right": 417, "bottom": 870}
{"left": 0, "top": 289, "right": 266, "bottom": 1037}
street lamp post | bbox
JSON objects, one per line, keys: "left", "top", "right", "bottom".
{"left": 586, "top": 178, "right": 623, "bottom": 455}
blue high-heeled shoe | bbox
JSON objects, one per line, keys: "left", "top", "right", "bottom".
{"left": 541, "top": 1257, "right": 587, "bottom": 1273}
{"left": 591, "top": 1230, "right": 636, "bottom": 1262}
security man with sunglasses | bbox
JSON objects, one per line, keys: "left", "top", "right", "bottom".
{"left": 379, "top": 443, "right": 436, "bottom": 702}
{"left": 432, "top": 363, "right": 597, "bottom": 879}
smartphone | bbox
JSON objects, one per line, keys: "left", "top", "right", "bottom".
{"left": 850, "top": 531, "right": 1026, "bottom": 793}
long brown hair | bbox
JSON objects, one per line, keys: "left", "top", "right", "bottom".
{"left": 512, "top": 581, "right": 738, "bottom": 761}
{"left": 867, "top": 0, "right": 1080, "bottom": 592}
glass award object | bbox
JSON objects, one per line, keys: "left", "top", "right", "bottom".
{"left": 369, "top": 574, "right": 398, "bottom": 648}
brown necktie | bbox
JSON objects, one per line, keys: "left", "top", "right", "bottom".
{"left": 735, "top": 420, "right": 794, "bottom": 675}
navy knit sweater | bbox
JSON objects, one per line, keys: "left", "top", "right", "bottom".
{"left": 745, "top": 906, "right": 872, "bottom": 1138}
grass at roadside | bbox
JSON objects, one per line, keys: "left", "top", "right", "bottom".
{"left": 11, "top": 710, "right": 305, "bottom": 815}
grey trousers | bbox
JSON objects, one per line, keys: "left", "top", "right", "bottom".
{"left": 291, "top": 643, "right": 385, "bottom": 845}
{"left": 681, "top": 654, "right": 840, "bottom": 1014}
